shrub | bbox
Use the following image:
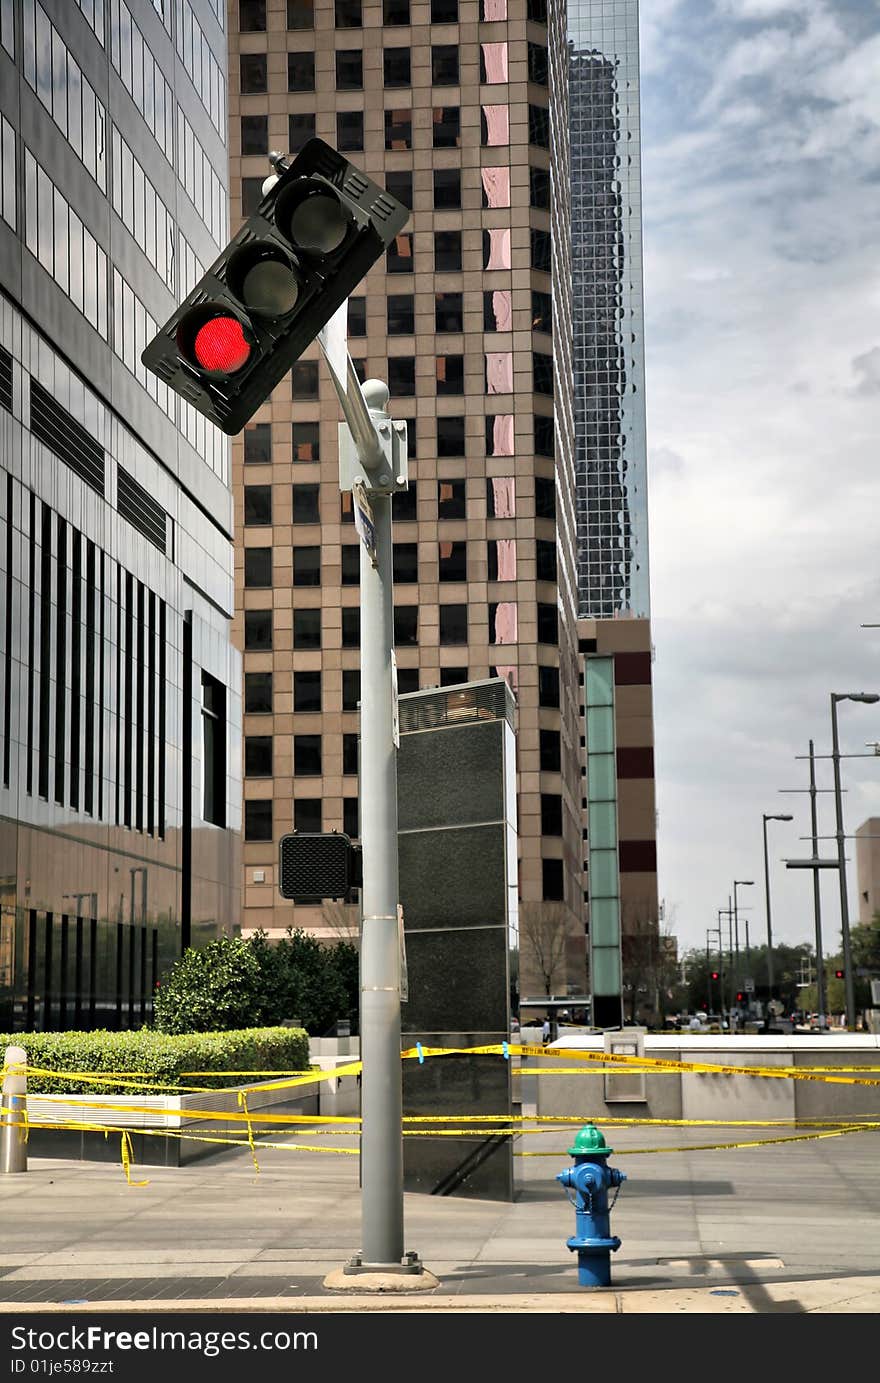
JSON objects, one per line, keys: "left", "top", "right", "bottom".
{"left": 153, "top": 936, "right": 266, "bottom": 1034}
{"left": 0, "top": 1027, "right": 309, "bottom": 1095}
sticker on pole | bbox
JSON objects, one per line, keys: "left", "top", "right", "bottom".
{"left": 391, "top": 648, "right": 400, "bottom": 749}
{"left": 352, "top": 478, "right": 377, "bottom": 567}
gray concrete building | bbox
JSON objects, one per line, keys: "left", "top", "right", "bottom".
{"left": 0, "top": 0, "right": 242, "bottom": 1030}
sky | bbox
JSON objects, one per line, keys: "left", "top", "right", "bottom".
{"left": 637, "top": 0, "right": 880, "bottom": 959}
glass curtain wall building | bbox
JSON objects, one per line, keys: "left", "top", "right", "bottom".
{"left": 0, "top": 0, "right": 241, "bottom": 1032}
{"left": 569, "top": 0, "right": 658, "bottom": 1026}
{"left": 229, "top": 0, "right": 587, "bottom": 998}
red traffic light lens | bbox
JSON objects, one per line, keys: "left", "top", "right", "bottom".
{"left": 193, "top": 316, "right": 251, "bottom": 373}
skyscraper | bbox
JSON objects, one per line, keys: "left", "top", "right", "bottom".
{"left": 569, "top": 0, "right": 658, "bottom": 1026}
{"left": 0, "top": 0, "right": 241, "bottom": 1031}
{"left": 230, "top": 0, "right": 587, "bottom": 997}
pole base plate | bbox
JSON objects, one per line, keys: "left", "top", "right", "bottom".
{"left": 324, "top": 1252, "right": 439, "bottom": 1292}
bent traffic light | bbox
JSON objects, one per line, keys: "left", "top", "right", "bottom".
{"left": 142, "top": 139, "right": 410, "bottom": 434}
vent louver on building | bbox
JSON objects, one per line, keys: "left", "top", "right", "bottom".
{"left": 117, "top": 466, "right": 168, "bottom": 554}
{"left": 397, "top": 677, "right": 516, "bottom": 735}
{"left": 0, "top": 347, "right": 12, "bottom": 414}
{"left": 29, "top": 379, "right": 105, "bottom": 497}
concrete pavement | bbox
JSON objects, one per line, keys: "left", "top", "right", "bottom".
{"left": 0, "top": 1116, "right": 878, "bottom": 1314}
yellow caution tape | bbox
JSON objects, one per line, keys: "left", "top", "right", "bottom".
{"left": 119, "top": 1131, "right": 149, "bottom": 1187}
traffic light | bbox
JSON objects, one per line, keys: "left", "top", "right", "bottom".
{"left": 835, "top": 969, "right": 844, "bottom": 979}
{"left": 711, "top": 971, "right": 720, "bottom": 981}
{"left": 736, "top": 992, "right": 744, "bottom": 1003}
{"left": 142, "top": 139, "right": 409, "bottom": 434}
{"left": 278, "top": 831, "right": 362, "bottom": 902}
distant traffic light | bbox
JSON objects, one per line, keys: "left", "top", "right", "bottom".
{"left": 711, "top": 971, "right": 720, "bottom": 981}
{"left": 736, "top": 992, "right": 744, "bottom": 1003}
{"left": 142, "top": 139, "right": 409, "bottom": 434}
{"left": 835, "top": 969, "right": 845, "bottom": 979}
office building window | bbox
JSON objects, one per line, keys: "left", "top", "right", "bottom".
{"left": 530, "top": 166, "right": 551, "bottom": 208}
{"left": 241, "top": 54, "right": 268, "bottom": 93}
{"left": 534, "top": 415, "right": 555, "bottom": 459}
{"left": 431, "top": 0, "right": 458, "bottom": 18}
{"left": 342, "top": 669, "right": 360, "bottom": 710}
{"left": 341, "top": 492, "right": 355, "bottom": 525}
{"left": 384, "top": 0, "right": 410, "bottom": 22}
{"left": 387, "top": 232, "right": 413, "bottom": 273}
{"left": 535, "top": 474, "right": 555, "bottom": 519}
{"left": 293, "top": 608, "right": 322, "bottom": 650}
{"left": 242, "top": 177, "right": 264, "bottom": 216}
{"left": 484, "top": 290, "right": 512, "bottom": 332}
{"left": 287, "top": 0, "right": 314, "bottom": 27}
{"left": 529, "top": 104, "right": 550, "bottom": 149}
{"left": 438, "top": 541, "right": 466, "bottom": 582}
{"left": 294, "top": 670, "right": 322, "bottom": 712}
{"left": 531, "top": 228, "right": 552, "bottom": 272}
{"left": 245, "top": 735, "right": 273, "bottom": 778}
{"left": 439, "top": 604, "right": 467, "bottom": 645}
{"left": 295, "top": 798, "right": 322, "bottom": 833}
{"left": 335, "top": 0, "right": 362, "bottom": 25}
{"left": 292, "top": 546, "right": 321, "bottom": 585}
{"left": 538, "top": 664, "right": 559, "bottom": 707}
{"left": 343, "top": 798, "right": 359, "bottom": 839}
{"left": 485, "top": 416, "right": 514, "bottom": 459}
{"left": 440, "top": 667, "right": 467, "bottom": 687}
{"left": 244, "top": 610, "right": 273, "bottom": 650}
{"left": 397, "top": 666, "right": 420, "bottom": 694}
{"left": 433, "top": 169, "right": 461, "bottom": 209}
{"left": 201, "top": 673, "right": 226, "bottom": 828}
{"left": 435, "top": 292, "right": 463, "bottom": 333}
{"left": 436, "top": 355, "right": 464, "bottom": 395}
{"left": 533, "top": 352, "right": 554, "bottom": 396}
{"left": 487, "top": 539, "right": 516, "bottom": 581}
{"left": 245, "top": 671, "right": 273, "bottom": 714}
{"left": 385, "top": 171, "right": 413, "bottom": 208}
{"left": 341, "top": 607, "right": 360, "bottom": 648}
{"left": 385, "top": 109, "right": 412, "bottom": 150}
{"left": 244, "top": 485, "right": 272, "bottom": 525}
{"left": 348, "top": 297, "right": 366, "bottom": 336}
{"left": 292, "top": 360, "right": 319, "bottom": 398}
{"left": 245, "top": 799, "right": 273, "bottom": 841}
{"left": 393, "top": 543, "right": 419, "bottom": 583}
{"left": 288, "top": 52, "right": 315, "bottom": 91}
{"left": 541, "top": 793, "right": 562, "bottom": 836}
{"left": 536, "top": 539, "right": 557, "bottom": 582}
{"left": 341, "top": 546, "right": 360, "bottom": 585}
{"left": 244, "top": 548, "right": 273, "bottom": 588}
{"left": 394, "top": 606, "right": 418, "bottom": 646}
{"left": 241, "top": 115, "right": 268, "bottom": 155}
{"left": 384, "top": 48, "right": 411, "bottom": 86}
{"left": 240, "top": 1, "right": 267, "bottom": 32}
{"left": 387, "top": 295, "right": 414, "bottom": 334}
{"left": 486, "top": 475, "right": 516, "bottom": 517}
{"left": 289, "top": 114, "right": 316, "bottom": 152}
{"left": 244, "top": 423, "right": 271, "bottom": 464}
{"left": 388, "top": 357, "right": 416, "bottom": 396}
{"left": 342, "top": 733, "right": 359, "bottom": 775}
{"left": 393, "top": 481, "right": 418, "bottom": 522}
{"left": 292, "top": 421, "right": 320, "bottom": 463}
{"left": 481, "top": 105, "right": 509, "bottom": 146}
{"left": 528, "top": 42, "right": 548, "bottom": 85}
{"left": 539, "top": 729, "right": 561, "bottom": 773}
{"left": 336, "top": 49, "right": 363, "bottom": 88}
{"left": 433, "top": 106, "right": 461, "bottom": 147}
{"left": 532, "top": 289, "right": 552, "bottom": 335}
{"left": 292, "top": 484, "right": 320, "bottom": 524}
{"left": 295, "top": 735, "right": 322, "bottom": 776}
{"left": 337, "top": 110, "right": 364, "bottom": 150}
{"left": 438, "top": 479, "right": 466, "bottom": 518}
{"left": 437, "top": 416, "right": 465, "bottom": 457}
{"left": 435, "top": 231, "right": 462, "bottom": 271}
{"left": 537, "top": 602, "right": 558, "bottom": 645}
{"left": 432, "top": 45, "right": 459, "bottom": 84}
{"left": 528, "top": 0, "right": 548, "bottom": 21}
{"left": 542, "top": 858, "right": 564, "bottom": 901}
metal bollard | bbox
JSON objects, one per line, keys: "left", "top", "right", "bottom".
{"left": 1, "top": 1045, "right": 28, "bottom": 1173}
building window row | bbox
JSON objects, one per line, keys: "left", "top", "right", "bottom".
{"left": 109, "top": 0, "right": 175, "bottom": 164}
{"left": 175, "top": 0, "right": 227, "bottom": 138}
{"left": 242, "top": 106, "right": 551, "bottom": 156}
{"left": 24, "top": 150, "right": 109, "bottom": 341}
{"left": 22, "top": 0, "right": 108, "bottom": 193}
{"left": 110, "top": 127, "right": 175, "bottom": 292}
{"left": 240, "top": 0, "right": 546, "bottom": 29}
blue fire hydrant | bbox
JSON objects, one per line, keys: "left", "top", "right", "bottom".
{"left": 556, "top": 1123, "right": 626, "bottom": 1287}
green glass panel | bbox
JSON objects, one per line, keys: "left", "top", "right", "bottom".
{"left": 588, "top": 895, "right": 619, "bottom": 944}
{"left": 586, "top": 704, "right": 615, "bottom": 754}
{"left": 589, "top": 846, "right": 619, "bottom": 899}
{"left": 585, "top": 656, "right": 614, "bottom": 708}
{"left": 586, "top": 751, "right": 616, "bottom": 801}
{"left": 591, "top": 945, "right": 621, "bottom": 996}
{"left": 588, "top": 800, "right": 617, "bottom": 849}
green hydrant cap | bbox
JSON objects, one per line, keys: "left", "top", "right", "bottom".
{"left": 568, "top": 1123, "right": 613, "bottom": 1156}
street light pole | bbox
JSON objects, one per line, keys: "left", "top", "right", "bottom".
{"left": 733, "top": 879, "right": 753, "bottom": 988}
{"left": 830, "top": 692, "right": 880, "bottom": 1030}
{"left": 762, "top": 813, "right": 793, "bottom": 1002}
{"left": 807, "top": 740, "right": 827, "bottom": 1030}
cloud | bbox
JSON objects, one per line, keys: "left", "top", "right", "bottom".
{"left": 850, "top": 347, "right": 880, "bottom": 396}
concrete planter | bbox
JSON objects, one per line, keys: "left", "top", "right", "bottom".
{"left": 24, "top": 1077, "right": 319, "bottom": 1166}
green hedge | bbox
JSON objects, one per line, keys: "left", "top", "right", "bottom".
{"left": 0, "top": 1027, "right": 310, "bottom": 1095}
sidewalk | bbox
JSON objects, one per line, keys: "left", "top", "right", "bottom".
{"left": 0, "top": 1120, "right": 877, "bottom": 1314}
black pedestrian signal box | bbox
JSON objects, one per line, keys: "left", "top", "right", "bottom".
{"left": 141, "top": 139, "right": 410, "bottom": 434}
{"left": 279, "top": 831, "right": 362, "bottom": 902}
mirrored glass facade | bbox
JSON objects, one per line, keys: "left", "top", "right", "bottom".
{"left": 569, "top": 0, "right": 649, "bottom": 618}
{"left": 0, "top": 0, "right": 240, "bottom": 1031}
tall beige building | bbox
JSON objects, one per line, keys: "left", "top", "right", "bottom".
{"left": 228, "top": 0, "right": 585, "bottom": 995}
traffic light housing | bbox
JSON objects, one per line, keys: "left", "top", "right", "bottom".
{"left": 142, "top": 139, "right": 410, "bottom": 434}
{"left": 278, "top": 831, "right": 362, "bottom": 902}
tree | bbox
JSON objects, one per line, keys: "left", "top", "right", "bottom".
{"left": 518, "top": 901, "right": 574, "bottom": 997}
{"left": 153, "top": 936, "right": 266, "bottom": 1034}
